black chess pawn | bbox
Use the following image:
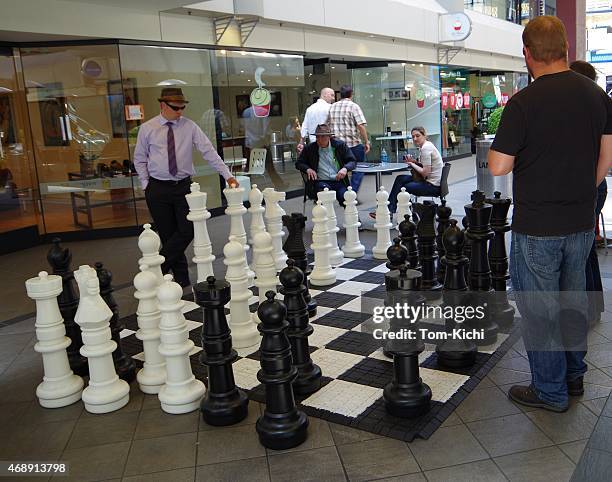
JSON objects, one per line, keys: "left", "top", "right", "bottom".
{"left": 283, "top": 213, "right": 317, "bottom": 317}
{"left": 386, "top": 238, "right": 408, "bottom": 272}
{"left": 435, "top": 200, "right": 452, "bottom": 285}
{"left": 95, "top": 262, "right": 136, "bottom": 383}
{"left": 256, "top": 291, "right": 309, "bottom": 450}
{"left": 413, "top": 201, "right": 443, "bottom": 298}
{"left": 435, "top": 220, "right": 478, "bottom": 368}
{"left": 46, "top": 238, "right": 88, "bottom": 376}
{"left": 464, "top": 190, "right": 498, "bottom": 345}
{"left": 398, "top": 214, "right": 419, "bottom": 270}
{"left": 279, "top": 259, "right": 322, "bottom": 395}
{"left": 486, "top": 192, "right": 515, "bottom": 331}
{"left": 195, "top": 276, "right": 249, "bottom": 426}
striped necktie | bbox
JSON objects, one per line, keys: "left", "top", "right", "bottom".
{"left": 167, "top": 122, "right": 178, "bottom": 176}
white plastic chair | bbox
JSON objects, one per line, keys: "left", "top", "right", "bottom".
{"left": 236, "top": 148, "right": 267, "bottom": 179}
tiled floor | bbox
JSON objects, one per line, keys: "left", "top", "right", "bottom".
{"left": 1, "top": 160, "right": 612, "bottom": 481}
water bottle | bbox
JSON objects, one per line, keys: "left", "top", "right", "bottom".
{"left": 381, "top": 148, "right": 389, "bottom": 166}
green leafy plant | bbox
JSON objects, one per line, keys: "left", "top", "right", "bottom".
{"left": 487, "top": 106, "right": 505, "bottom": 135}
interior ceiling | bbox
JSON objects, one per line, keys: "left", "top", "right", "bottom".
{"left": 63, "top": 0, "right": 190, "bottom": 10}
{"left": 0, "top": 31, "right": 95, "bottom": 43}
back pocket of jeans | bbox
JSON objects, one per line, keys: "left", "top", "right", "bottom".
{"left": 526, "top": 236, "right": 564, "bottom": 274}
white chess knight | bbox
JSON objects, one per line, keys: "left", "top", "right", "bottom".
{"left": 248, "top": 184, "right": 267, "bottom": 245}
{"left": 310, "top": 201, "right": 337, "bottom": 286}
{"left": 396, "top": 187, "right": 412, "bottom": 230}
{"left": 25, "top": 271, "right": 84, "bottom": 409}
{"left": 157, "top": 275, "right": 206, "bottom": 414}
{"left": 138, "top": 224, "right": 165, "bottom": 285}
{"left": 224, "top": 240, "right": 261, "bottom": 349}
{"left": 252, "top": 231, "right": 278, "bottom": 322}
{"left": 342, "top": 187, "right": 365, "bottom": 258}
{"left": 373, "top": 186, "right": 393, "bottom": 259}
{"left": 133, "top": 265, "right": 167, "bottom": 394}
{"left": 225, "top": 186, "right": 255, "bottom": 285}
{"left": 262, "top": 187, "right": 287, "bottom": 270}
{"left": 317, "top": 188, "right": 344, "bottom": 266}
{"left": 186, "top": 182, "right": 215, "bottom": 283}
{"left": 74, "top": 265, "right": 129, "bottom": 413}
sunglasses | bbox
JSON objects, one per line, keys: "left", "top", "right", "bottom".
{"left": 165, "top": 102, "right": 186, "bottom": 111}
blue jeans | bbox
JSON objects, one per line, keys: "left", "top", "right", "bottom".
{"left": 388, "top": 174, "right": 441, "bottom": 213}
{"left": 315, "top": 180, "right": 347, "bottom": 206}
{"left": 350, "top": 144, "right": 366, "bottom": 192}
{"left": 511, "top": 230, "right": 594, "bottom": 409}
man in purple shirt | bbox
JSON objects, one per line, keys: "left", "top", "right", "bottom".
{"left": 134, "top": 88, "right": 239, "bottom": 287}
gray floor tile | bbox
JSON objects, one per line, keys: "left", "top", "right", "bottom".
{"left": 585, "top": 343, "right": 612, "bottom": 369}
{"left": 582, "top": 397, "right": 609, "bottom": 417}
{"left": 473, "top": 375, "right": 496, "bottom": 390}
{"left": 269, "top": 446, "right": 345, "bottom": 482}
{"left": 439, "top": 411, "right": 463, "bottom": 427}
{"left": 424, "top": 459, "right": 506, "bottom": 482}
{"left": 559, "top": 440, "right": 588, "bottom": 464}
{"left": 570, "top": 448, "right": 612, "bottom": 482}
{"left": 67, "top": 410, "right": 139, "bottom": 450}
{"left": 0, "top": 318, "right": 36, "bottom": 335}
{"left": 197, "top": 424, "right": 266, "bottom": 466}
{"left": 584, "top": 368, "right": 612, "bottom": 386}
{"left": 19, "top": 400, "right": 83, "bottom": 426}
{"left": 487, "top": 367, "right": 531, "bottom": 386}
{"left": 337, "top": 438, "right": 419, "bottom": 481}
{"left": 134, "top": 408, "right": 199, "bottom": 440}
{"left": 526, "top": 403, "right": 598, "bottom": 444}
{"left": 124, "top": 432, "right": 197, "bottom": 477}
{"left": 368, "top": 474, "right": 425, "bottom": 482}
{"left": 495, "top": 355, "right": 531, "bottom": 373}
{"left": 587, "top": 415, "right": 612, "bottom": 453}
{"left": 456, "top": 386, "right": 521, "bottom": 423}
{"left": 0, "top": 400, "right": 32, "bottom": 432}
{"left": 466, "top": 412, "right": 554, "bottom": 457}
{"left": 408, "top": 424, "right": 489, "bottom": 471}
{"left": 195, "top": 457, "right": 269, "bottom": 482}
{"left": 603, "top": 395, "right": 612, "bottom": 418}
{"left": 56, "top": 441, "right": 131, "bottom": 482}
{"left": 580, "top": 383, "right": 612, "bottom": 401}
{"left": 495, "top": 446, "right": 574, "bottom": 482}
{"left": 266, "top": 417, "right": 334, "bottom": 455}
{"left": 123, "top": 467, "right": 195, "bottom": 482}
{"left": 329, "top": 423, "right": 382, "bottom": 445}
{"left": 0, "top": 419, "right": 77, "bottom": 459}
{"left": 0, "top": 333, "right": 33, "bottom": 364}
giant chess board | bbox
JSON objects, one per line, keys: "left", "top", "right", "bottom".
{"left": 120, "top": 252, "right": 519, "bottom": 441}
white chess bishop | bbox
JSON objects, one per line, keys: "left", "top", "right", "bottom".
{"left": 373, "top": 186, "right": 393, "bottom": 259}
{"left": 396, "top": 187, "right": 412, "bottom": 230}
{"left": 262, "top": 187, "right": 287, "bottom": 270}
{"left": 138, "top": 224, "right": 165, "bottom": 285}
{"left": 186, "top": 182, "right": 215, "bottom": 283}
{"left": 25, "top": 271, "right": 84, "bottom": 408}
{"left": 310, "top": 201, "right": 336, "bottom": 286}
{"left": 342, "top": 186, "right": 365, "bottom": 258}
{"left": 317, "top": 188, "right": 344, "bottom": 266}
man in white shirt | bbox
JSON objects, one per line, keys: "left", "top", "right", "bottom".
{"left": 298, "top": 87, "right": 335, "bottom": 148}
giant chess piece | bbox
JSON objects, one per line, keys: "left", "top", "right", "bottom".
{"left": 413, "top": 201, "right": 443, "bottom": 297}
{"left": 46, "top": 238, "right": 87, "bottom": 376}
{"left": 436, "top": 220, "right": 478, "bottom": 368}
{"left": 373, "top": 187, "right": 393, "bottom": 259}
{"left": 386, "top": 238, "right": 408, "bottom": 272}
{"left": 138, "top": 224, "right": 165, "bottom": 284}
{"left": 256, "top": 292, "right": 309, "bottom": 450}
{"left": 74, "top": 265, "right": 130, "bottom": 413}
{"left": 195, "top": 276, "right": 249, "bottom": 426}
{"left": 224, "top": 240, "right": 261, "bottom": 349}
{"left": 25, "top": 271, "right": 84, "bottom": 408}
{"left": 461, "top": 216, "right": 472, "bottom": 284}
{"left": 263, "top": 187, "right": 288, "bottom": 270}
{"left": 317, "top": 187, "right": 344, "bottom": 266}
{"left": 95, "top": 262, "right": 136, "bottom": 384}
{"left": 310, "top": 201, "right": 336, "bottom": 286}
{"left": 342, "top": 187, "right": 365, "bottom": 258}
{"left": 465, "top": 190, "right": 498, "bottom": 345}
{"left": 253, "top": 231, "right": 279, "bottom": 322}
{"left": 186, "top": 182, "right": 215, "bottom": 283}
{"left": 157, "top": 275, "right": 206, "bottom": 414}
{"left": 435, "top": 200, "right": 452, "bottom": 285}
{"left": 133, "top": 265, "right": 167, "bottom": 394}
{"left": 282, "top": 213, "right": 317, "bottom": 317}
{"left": 248, "top": 184, "right": 267, "bottom": 244}
{"left": 487, "top": 191, "right": 515, "bottom": 331}
{"left": 225, "top": 186, "right": 255, "bottom": 285}
{"left": 398, "top": 214, "right": 420, "bottom": 270}
{"left": 280, "top": 260, "right": 322, "bottom": 395}
{"left": 395, "top": 187, "right": 412, "bottom": 230}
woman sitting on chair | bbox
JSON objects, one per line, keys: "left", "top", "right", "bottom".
{"left": 370, "top": 126, "right": 443, "bottom": 218}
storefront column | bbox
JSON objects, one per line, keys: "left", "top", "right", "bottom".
{"left": 556, "top": 0, "right": 587, "bottom": 62}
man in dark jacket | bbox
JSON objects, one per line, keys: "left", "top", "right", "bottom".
{"left": 295, "top": 124, "right": 357, "bottom": 205}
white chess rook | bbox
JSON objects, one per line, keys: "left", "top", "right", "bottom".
{"left": 25, "top": 271, "right": 84, "bottom": 408}
{"left": 74, "top": 265, "right": 129, "bottom": 413}
{"left": 133, "top": 265, "right": 167, "bottom": 394}
{"left": 138, "top": 224, "right": 165, "bottom": 285}
{"left": 225, "top": 186, "right": 255, "bottom": 285}
{"left": 248, "top": 184, "right": 267, "bottom": 246}
{"left": 263, "top": 187, "right": 288, "bottom": 270}
{"left": 310, "top": 201, "right": 337, "bottom": 286}
{"left": 396, "top": 187, "right": 412, "bottom": 230}
{"left": 224, "top": 240, "right": 261, "bottom": 348}
{"left": 253, "top": 231, "right": 279, "bottom": 322}
{"left": 317, "top": 188, "right": 344, "bottom": 266}
{"left": 373, "top": 187, "right": 393, "bottom": 259}
{"left": 157, "top": 275, "right": 206, "bottom": 414}
{"left": 342, "top": 187, "right": 365, "bottom": 258}
{"left": 186, "top": 182, "right": 215, "bottom": 283}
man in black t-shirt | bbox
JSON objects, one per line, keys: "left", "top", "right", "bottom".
{"left": 488, "top": 16, "right": 612, "bottom": 413}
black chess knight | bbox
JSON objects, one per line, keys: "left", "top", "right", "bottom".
{"left": 413, "top": 201, "right": 442, "bottom": 298}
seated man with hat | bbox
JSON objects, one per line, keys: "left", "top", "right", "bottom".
{"left": 295, "top": 124, "right": 356, "bottom": 206}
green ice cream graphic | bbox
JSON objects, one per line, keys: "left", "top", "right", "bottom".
{"left": 251, "top": 67, "right": 271, "bottom": 117}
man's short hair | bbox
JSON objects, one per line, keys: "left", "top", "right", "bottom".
{"left": 340, "top": 85, "right": 353, "bottom": 99}
{"left": 569, "top": 60, "right": 597, "bottom": 81}
{"left": 522, "top": 16, "right": 568, "bottom": 63}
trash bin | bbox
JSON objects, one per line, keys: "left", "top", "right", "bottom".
{"left": 475, "top": 138, "right": 512, "bottom": 199}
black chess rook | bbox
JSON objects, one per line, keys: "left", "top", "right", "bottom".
{"left": 413, "top": 201, "right": 443, "bottom": 298}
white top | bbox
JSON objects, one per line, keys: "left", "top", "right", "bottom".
{"left": 419, "top": 140, "right": 443, "bottom": 187}
{"left": 300, "top": 99, "right": 332, "bottom": 142}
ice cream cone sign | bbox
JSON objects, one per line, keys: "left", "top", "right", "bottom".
{"left": 416, "top": 88, "right": 425, "bottom": 109}
{"left": 251, "top": 67, "right": 272, "bottom": 117}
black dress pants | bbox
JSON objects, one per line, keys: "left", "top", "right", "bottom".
{"left": 145, "top": 177, "right": 194, "bottom": 287}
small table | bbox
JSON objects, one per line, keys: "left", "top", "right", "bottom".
{"left": 353, "top": 162, "right": 409, "bottom": 192}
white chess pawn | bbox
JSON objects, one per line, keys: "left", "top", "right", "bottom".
{"left": 373, "top": 187, "right": 393, "bottom": 259}
{"left": 74, "top": 265, "right": 129, "bottom": 413}
{"left": 263, "top": 187, "right": 288, "bottom": 270}
{"left": 396, "top": 187, "right": 412, "bottom": 230}
{"left": 157, "top": 275, "right": 206, "bottom": 414}
{"left": 25, "top": 271, "right": 84, "bottom": 408}
{"left": 342, "top": 187, "right": 365, "bottom": 258}
{"left": 317, "top": 188, "right": 344, "bottom": 266}
{"left": 252, "top": 231, "right": 278, "bottom": 322}
{"left": 224, "top": 240, "right": 260, "bottom": 349}
{"left": 133, "top": 265, "right": 167, "bottom": 394}
{"left": 310, "top": 201, "right": 337, "bottom": 286}
{"left": 186, "top": 182, "right": 215, "bottom": 283}
{"left": 248, "top": 184, "right": 267, "bottom": 246}
{"left": 138, "top": 224, "right": 164, "bottom": 285}
{"left": 225, "top": 186, "right": 255, "bottom": 285}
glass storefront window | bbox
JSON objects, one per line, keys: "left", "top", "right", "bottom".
{"left": 440, "top": 68, "right": 472, "bottom": 158}
{"left": 465, "top": 0, "right": 521, "bottom": 23}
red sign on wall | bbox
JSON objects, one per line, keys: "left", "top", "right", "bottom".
{"left": 455, "top": 92, "right": 464, "bottom": 109}
{"left": 463, "top": 92, "right": 471, "bottom": 109}
{"left": 449, "top": 93, "right": 456, "bottom": 109}
{"left": 501, "top": 93, "right": 509, "bottom": 105}
{"left": 441, "top": 93, "right": 448, "bottom": 109}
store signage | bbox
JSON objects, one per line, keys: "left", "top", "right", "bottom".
{"left": 441, "top": 93, "right": 448, "bottom": 109}
{"left": 439, "top": 13, "right": 472, "bottom": 43}
{"left": 125, "top": 105, "right": 144, "bottom": 121}
{"left": 464, "top": 92, "right": 471, "bottom": 109}
{"left": 251, "top": 67, "right": 271, "bottom": 117}
{"left": 482, "top": 92, "right": 497, "bottom": 108}
{"left": 449, "top": 93, "right": 456, "bottom": 109}
{"left": 501, "top": 93, "right": 509, "bottom": 105}
{"left": 455, "top": 92, "right": 463, "bottom": 109}
{"left": 416, "top": 88, "right": 425, "bottom": 108}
